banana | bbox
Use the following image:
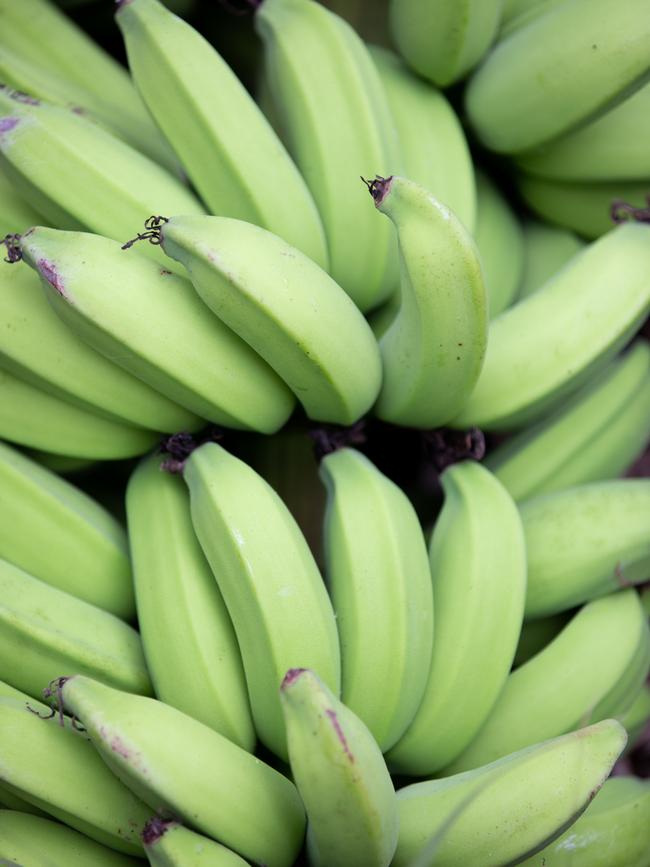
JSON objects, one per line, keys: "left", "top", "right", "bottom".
{"left": 56, "top": 675, "right": 307, "bottom": 867}
{"left": 452, "top": 222, "right": 650, "bottom": 431}
{"left": 388, "top": 0, "right": 503, "bottom": 88}
{"left": 0, "top": 791, "right": 46, "bottom": 816}
{"left": 0, "top": 557, "right": 152, "bottom": 700}
{"left": 0, "top": 809, "right": 144, "bottom": 866}
{"left": 0, "top": 164, "right": 43, "bottom": 236}
{"left": 0, "top": 440, "right": 135, "bottom": 619}
{"left": 473, "top": 170, "right": 525, "bottom": 317}
{"left": 280, "top": 668, "right": 398, "bottom": 867}
{"left": 516, "top": 81, "right": 650, "bottom": 181}
{"left": 0, "top": 364, "right": 160, "bottom": 460}
{"left": 368, "top": 175, "right": 487, "bottom": 428}
{"left": 1, "top": 254, "right": 201, "bottom": 433}
{"left": 465, "top": 0, "right": 650, "bottom": 154}
{"left": 484, "top": 339, "right": 650, "bottom": 501}
{"left": 370, "top": 46, "right": 476, "bottom": 232}
{"left": 181, "top": 441, "right": 340, "bottom": 759}
{"left": 442, "top": 589, "right": 650, "bottom": 773}
{"left": 520, "top": 775, "right": 650, "bottom": 866}
{"left": 619, "top": 681, "right": 650, "bottom": 748}
{"left": 137, "top": 214, "right": 382, "bottom": 425}
{"left": 126, "top": 453, "right": 254, "bottom": 749}
{"left": 394, "top": 719, "right": 627, "bottom": 867}
{"left": 142, "top": 818, "right": 248, "bottom": 866}
{"left": 255, "top": 0, "right": 402, "bottom": 312}
{"left": 116, "top": 0, "right": 327, "bottom": 269}
{"left": 0, "top": 676, "right": 51, "bottom": 714}
{"left": 517, "top": 219, "right": 586, "bottom": 299}
{"left": 17, "top": 227, "right": 294, "bottom": 434}
{"left": 386, "top": 460, "right": 527, "bottom": 776}
{"left": 319, "top": 446, "right": 434, "bottom": 751}
{"left": 521, "top": 479, "right": 650, "bottom": 619}
{"left": 513, "top": 612, "right": 572, "bottom": 667}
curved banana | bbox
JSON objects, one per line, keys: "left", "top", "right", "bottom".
{"left": 618, "top": 681, "right": 650, "bottom": 749}
{"left": 145, "top": 214, "right": 382, "bottom": 425}
{"left": 370, "top": 46, "right": 476, "bottom": 232}
{"left": 17, "top": 227, "right": 294, "bottom": 434}
{"left": 0, "top": 557, "right": 152, "bottom": 700}
{"left": 452, "top": 222, "right": 650, "bottom": 431}
{"left": 517, "top": 219, "right": 586, "bottom": 299}
{"left": 465, "top": 0, "right": 650, "bottom": 154}
{"left": 443, "top": 589, "right": 650, "bottom": 773}
{"left": 368, "top": 175, "right": 487, "bottom": 428}
{"left": 0, "top": 364, "right": 160, "bottom": 460}
{"left": 126, "top": 453, "right": 254, "bottom": 749}
{"left": 0, "top": 809, "right": 144, "bottom": 866}
{"left": 182, "top": 441, "right": 340, "bottom": 759}
{"left": 474, "top": 170, "right": 525, "bottom": 317}
{"left": 0, "top": 164, "right": 43, "bottom": 236}
{"left": 519, "top": 775, "right": 650, "bottom": 866}
{"left": 394, "top": 719, "right": 627, "bottom": 867}
{"left": 280, "top": 668, "right": 398, "bottom": 867}
{"left": 0, "top": 440, "right": 134, "bottom": 619}
{"left": 0, "top": 697, "right": 152, "bottom": 854}
{"left": 513, "top": 612, "right": 572, "bottom": 667}
{"left": 255, "top": 0, "right": 402, "bottom": 312}
{"left": 57, "top": 675, "right": 307, "bottom": 867}
{"left": 388, "top": 0, "right": 503, "bottom": 88}
{"left": 484, "top": 340, "right": 650, "bottom": 500}
{"left": 387, "top": 460, "right": 526, "bottom": 776}
{"left": 319, "top": 446, "right": 434, "bottom": 751}
{"left": 521, "top": 479, "right": 650, "bottom": 618}
{"left": 116, "top": 0, "right": 327, "bottom": 268}
{"left": 142, "top": 818, "right": 248, "bottom": 866}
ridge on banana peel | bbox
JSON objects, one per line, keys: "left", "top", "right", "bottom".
{"left": 393, "top": 719, "right": 628, "bottom": 867}
{"left": 142, "top": 817, "right": 248, "bottom": 866}
{"left": 55, "top": 675, "right": 307, "bottom": 867}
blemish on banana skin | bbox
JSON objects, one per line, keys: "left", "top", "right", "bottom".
{"left": 0, "top": 117, "right": 20, "bottom": 136}
{"left": 325, "top": 709, "right": 355, "bottom": 763}
{"left": 37, "top": 258, "right": 70, "bottom": 301}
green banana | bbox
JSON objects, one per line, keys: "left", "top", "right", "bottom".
{"left": 484, "top": 339, "right": 650, "bottom": 500}
{"left": 280, "top": 667, "right": 398, "bottom": 867}
{"left": 368, "top": 175, "right": 487, "bottom": 428}
{"left": 0, "top": 164, "right": 43, "bottom": 236}
{"left": 388, "top": 0, "right": 503, "bottom": 88}
{"left": 465, "top": 0, "right": 650, "bottom": 154}
{"left": 443, "top": 589, "right": 650, "bottom": 773}
{"left": 126, "top": 453, "right": 254, "bottom": 749}
{"left": 116, "top": 0, "right": 327, "bottom": 268}
{"left": 0, "top": 557, "right": 152, "bottom": 700}
{"left": 520, "top": 775, "right": 650, "bottom": 866}
{"left": 0, "top": 697, "right": 153, "bottom": 854}
{"left": 319, "top": 446, "right": 434, "bottom": 751}
{"left": 513, "top": 612, "right": 572, "bottom": 667}
{"left": 182, "top": 441, "right": 340, "bottom": 759}
{"left": 387, "top": 461, "right": 527, "bottom": 775}
{"left": 517, "top": 219, "right": 586, "bottom": 299}
{"left": 142, "top": 818, "right": 247, "bottom": 866}
{"left": 0, "top": 809, "right": 144, "bottom": 866}
{"left": 521, "top": 479, "right": 650, "bottom": 618}
{"left": 140, "top": 214, "right": 382, "bottom": 425}
{"left": 452, "top": 222, "right": 650, "bottom": 431}
{"left": 0, "top": 681, "right": 51, "bottom": 816}
{"left": 255, "top": 0, "right": 402, "bottom": 311}
{"left": 0, "top": 791, "right": 47, "bottom": 816}
{"left": 618, "top": 681, "right": 650, "bottom": 748}
{"left": 56, "top": 675, "right": 307, "bottom": 867}
{"left": 394, "top": 719, "right": 627, "bottom": 867}
{"left": 370, "top": 46, "right": 476, "bottom": 232}
{"left": 17, "top": 227, "right": 294, "bottom": 433}
{"left": 0, "top": 440, "right": 134, "bottom": 619}
{"left": 473, "top": 170, "right": 525, "bottom": 317}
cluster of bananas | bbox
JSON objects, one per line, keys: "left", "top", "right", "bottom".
{"left": 1, "top": 0, "right": 650, "bottom": 864}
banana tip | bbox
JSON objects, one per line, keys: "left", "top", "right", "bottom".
{"left": 142, "top": 817, "right": 175, "bottom": 845}
{"left": 282, "top": 668, "right": 308, "bottom": 689}
{"left": 361, "top": 175, "right": 393, "bottom": 207}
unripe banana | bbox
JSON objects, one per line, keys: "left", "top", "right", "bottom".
{"left": 387, "top": 461, "right": 527, "bottom": 775}
{"left": 142, "top": 818, "right": 248, "bottom": 866}
{"left": 517, "top": 219, "right": 586, "bottom": 299}
{"left": 255, "top": 0, "right": 401, "bottom": 311}
{"left": 280, "top": 668, "right": 399, "bottom": 867}
{"left": 126, "top": 453, "right": 254, "bottom": 749}
{"left": 394, "top": 719, "right": 627, "bottom": 867}
{"left": 368, "top": 175, "right": 487, "bottom": 428}
{"left": 0, "top": 557, "right": 152, "bottom": 700}
{"left": 57, "top": 675, "right": 307, "bottom": 867}
{"left": 521, "top": 480, "right": 650, "bottom": 618}
{"left": 0, "top": 440, "right": 134, "bottom": 619}
{"left": 319, "top": 446, "right": 434, "bottom": 751}
{"left": 452, "top": 222, "right": 650, "bottom": 431}
{"left": 147, "top": 214, "right": 382, "bottom": 425}
{"left": 182, "top": 441, "right": 340, "bottom": 759}
{"left": 443, "top": 590, "right": 650, "bottom": 773}
{"left": 0, "top": 164, "right": 43, "bottom": 236}
{"left": 0, "top": 791, "right": 46, "bottom": 816}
